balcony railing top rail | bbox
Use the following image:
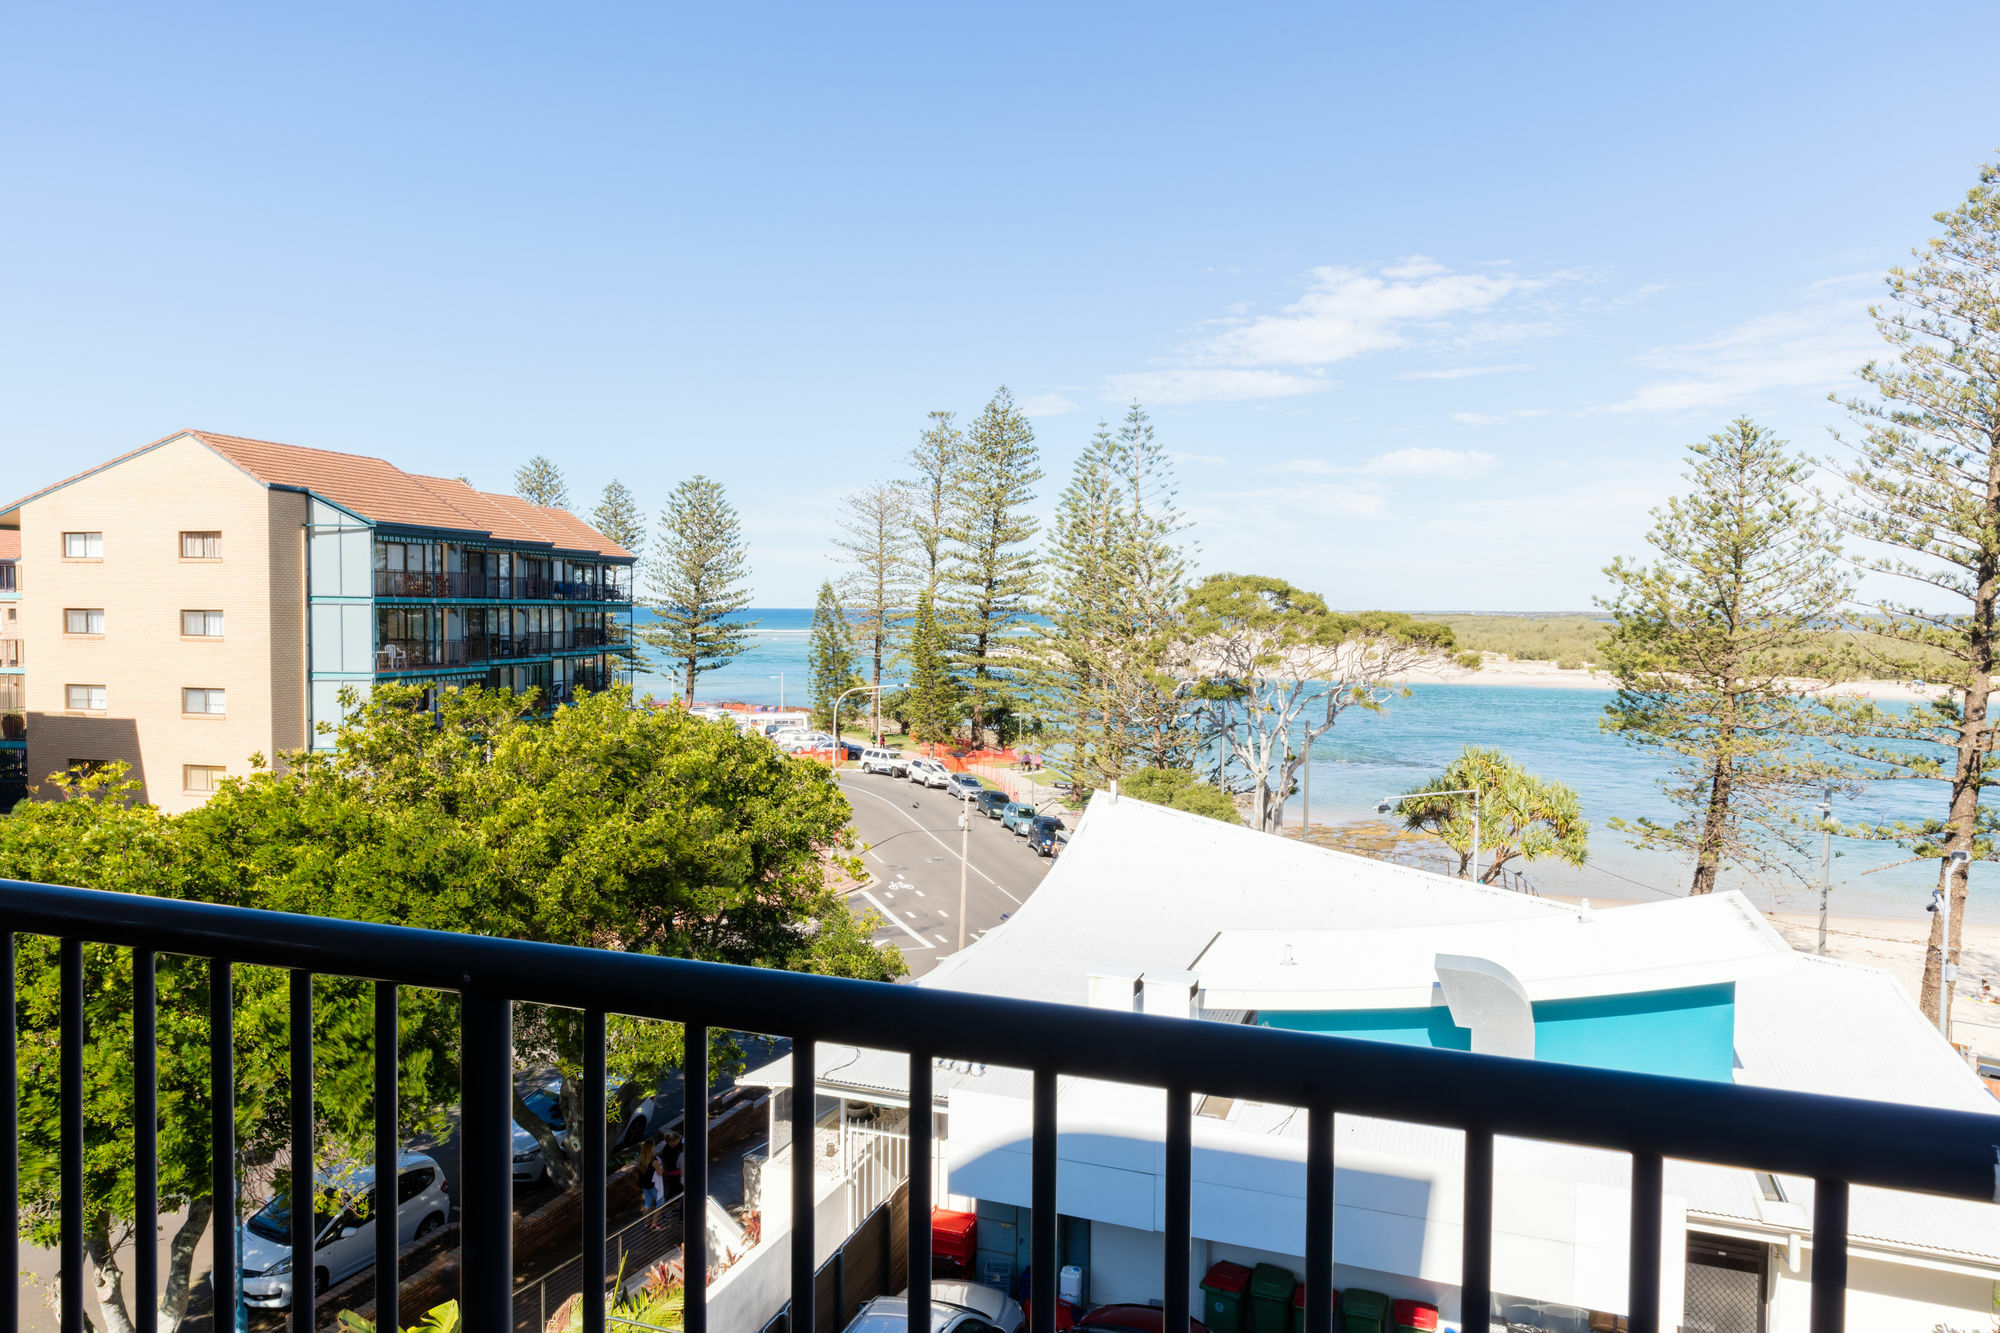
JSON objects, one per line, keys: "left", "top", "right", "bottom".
{"left": 4, "top": 876, "right": 1996, "bottom": 1333}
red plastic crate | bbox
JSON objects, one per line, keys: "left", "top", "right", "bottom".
{"left": 1200, "top": 1261, "right": 1252, "bottom": 1295}
{"left": 1391, "top": 1299, "right": 1438, "bottom": 1330}
{"left": 931, "top": 1207, "right": 978, "bottom": 1266}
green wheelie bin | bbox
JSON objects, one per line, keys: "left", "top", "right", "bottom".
{"left": 1200, "top": 1261, "right": 1254, "bottom": 1333}
{"left": 1341, "top": 1288, "right": 1392, "bottom": 1333}
{"left": 1247, "top": 1263, "right": 1298, "bottom": 1333}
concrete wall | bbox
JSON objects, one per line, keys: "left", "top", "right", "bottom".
{"left": 23, "top": 435, "right": 302, "bottom": 812}
{"left": 708, "top": 1160, "right": 851, "bottom": 1332}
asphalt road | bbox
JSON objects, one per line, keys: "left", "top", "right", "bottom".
{"left": 837, "top": 768, "right": 1062, "bottom": 977}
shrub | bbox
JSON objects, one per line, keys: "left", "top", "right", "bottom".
{"left": 1119, "top": 767, "right": 1241, "bottom": 823}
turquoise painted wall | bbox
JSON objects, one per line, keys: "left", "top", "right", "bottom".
{"left": 1261, "top": 981, "right": 1736, "bottom": 1082}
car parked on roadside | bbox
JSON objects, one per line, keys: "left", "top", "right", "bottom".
{"left": 907, "top": 757, "right": 954, "bottom": 789}
{"left": 240, "top": 1152, "right": 450, "bottom": 1309}
{"left": 1027, "top": 814, "right": 1066, "bottom": 856}
{"left": 860, "top": 747, "right": 908, "bottom": 777}
{"left": 975, "top": 789, "right": 1012, "bottom": 819}
{"left": 512, "top": 1076, "right": 655, "bottom": 1182}
{"left": 946, "top": 773, "right": 984, "bottom": 801}
{"left": 1001, "top": 802, "right": 1040, "bottom": 834}
{"left": 842, "top": 1280, "right": 1025, "bottom": 1333}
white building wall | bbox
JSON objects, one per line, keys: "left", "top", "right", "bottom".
{"left": 1770, "top": 1248, "right": 1997, "bottom": 1333}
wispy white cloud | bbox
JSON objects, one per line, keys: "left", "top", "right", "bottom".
{"left": 1280, "top": 447, "right": 1497, "bottom": 479}
{"left": 1398, "top": 363, "right": 1533, "bottom": 380}
{"left": 1604, "top": 284, "right": 1877, "bottom": 414}
{"left": 1102, "top": 368, "right": 1326, "bottom": 405}
{"left": 1018, "top": 392, "right": 1078, "bottom": 417}
{"left": 1450, "top": 412, "right": 1503, "bottom": 426}
{"left": 1230, "top": 483, "right": 1390, "bottom": 519}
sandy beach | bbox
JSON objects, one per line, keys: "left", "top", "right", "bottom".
{"left": 1389, "top": 652, "right": 1945, "bottom": 702}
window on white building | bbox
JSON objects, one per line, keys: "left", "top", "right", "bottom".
{"left": 183, "top": 765, "right": 225, "bottom": 793}
{"left": 63, "top": 608, "right": 105, "bottom": 635}
{"left": 182, "top": 688, "right": 226, "bottom": 715}
{"left": 65, "top": 684, "right": 107, "bottom": 711}
{"left": 182, "top": 609, "right": 225, "bottom": 637}
{"left": 180, "top": 531, "right": 222, "bottom": 559}
{"left": 63, "top": 532, "right": 103, "bottom": 559}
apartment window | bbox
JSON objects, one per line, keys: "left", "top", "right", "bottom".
{"left": 63, "top": 531, "right": 103, "bottom": 559}
{"left": 180, "top": 531, "right": 222, "bottom": 560}
{"left": 66, "top": 684, "right": 107, "bottom": 711}
{"left": 182, "top": 609, "right": 225, "bottom": 637}
{"left": 182, "top": 688, "right": 226, "bottom": 715}
{"left": 183, "top": 765, "right": 226, "bottom": 794}
{"left": 64, "top": 608, "right": 106, "bottom": 635}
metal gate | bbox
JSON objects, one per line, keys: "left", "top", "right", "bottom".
{"left": 1683, "top": 1233, "right": 1768, "bottom": 1333}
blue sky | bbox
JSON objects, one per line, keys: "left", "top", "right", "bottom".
{"left": 6, "top": 3, "right": 1999, "bottom": 608}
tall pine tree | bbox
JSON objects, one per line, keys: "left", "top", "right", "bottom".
{"left": 1598, "top": 419, "right": 1849, "bottom": 894}
{"left": 808, "top": 581, "right": 861, "bottom": 732}
{"left": 591, "top": 479, "right": 646, "bottom": 560}
{"left": 834, "top": 480, "right": 913, "bottom": 743}
{"left": 903, "top": 589, "right": 960, "bottom": 747}
{"left": 1820, "top": 156, "right": 2000, "bottom": 1024}
{"left": 906, "top": 411, "right": 961, "bottom": 597}
{"left": 945, "top": 386, "right": 1042, "bottom": 744}
{"left": 639, "top": 475, "right": 756, "bottom": 705}
{"left": 515, "top": 455, "right": 571, "bottom": 509}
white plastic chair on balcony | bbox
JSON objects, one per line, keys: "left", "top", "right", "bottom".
{"left": 379, "top": 643, "right": 408, "bottom": 671}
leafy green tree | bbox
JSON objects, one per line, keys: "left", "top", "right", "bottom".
{"left": 1173, "top": 575, "right": 1456, "bottom": 833}
{"left": 590, "top": 478, "right": 647, "bottom": 561}
{"left": 1820, "top": 156, "right": 2000, "bottom": 1023}
{"left": 904, "top": 589, "right": 961, "bottom": 746}
{"left": 514, "top": 455, "right": 571, "bottom": 509}
{"left": 1118, "top": 767, "right": 1239, "bottom": 824}
{"left": 1394, "top": 747, "right": 1589, "bottom": 883}
{"left": 1598, "top": 418, "right": 1850, "bottom": 895}
{"left": 640, "top": 475, "right": 756, "bottom": 704}
{"left": 905, "top": 412, "right": 961, "bottom": 597}
{"left": 834, "top": 480, "right": 913, "bottom": 743}
{"left": 1032, "top": 402, "right": 1196, "bottom": 791}
{"left": 808, "top": 580, "right": 862, "bottom": 731}
{"left": 945, "top": 387, "right": 1043, "bottom": 743}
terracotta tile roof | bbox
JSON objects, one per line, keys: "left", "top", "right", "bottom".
{"left": 530, "top": 503, "right": 638, "bottom": 561}
{"left": 408, "top": 475, "right": 559, "bottom": 546}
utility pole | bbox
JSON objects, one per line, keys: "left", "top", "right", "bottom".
{"left": 1301, "top": 738, "right": 1311, "bottom": 841}
{"left": 1936, "top": 849, "right": 1970, "bottom": 1042}
{"left": 956, "top": 810, "right": 970, "bottom": 952}
{"left": 1817, "top": 786, "right": 1833, "bottom": 956}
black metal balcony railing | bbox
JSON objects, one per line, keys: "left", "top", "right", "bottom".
{"left": 5, "top": 878, "right": 1998, "bottom": 1333}
{"left": 375, "top": 639, "right": 437, "bottom": 671}
{"left": 370, "top": 570, "right": 629, "bottom": 604}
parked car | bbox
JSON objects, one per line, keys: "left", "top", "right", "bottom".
{"left": 844, "top": 1280, "right": 1025, "bottom": 1333}
{"left": 240, "top": 1152, "right": 450, "bottom": 1308}
{"left": 975, "top": 789, "right": 1012, "bottom": 819}
{"left": 946, "top": 773, "right": 984, "bottom": 801}
{"left": 513, "top": 1076, "right": 655, "bottom": 1182}
{"left": 907, "top": 757, "right": 954, "bottom": 789}
{"left": 779, "top": 731, "right": 835, "bottom": 753}
{"left": 1074, "top": 1305, "right": 1210, "bottom": 1333}
{"left": 1027, "top": 815, "right": 1066, "bottom": 856}
{"left": 1001, "top": 802, "right": 1040, "bottom": 834}
{"left": 860, "top": 747, "right": 908, "bottom": 777}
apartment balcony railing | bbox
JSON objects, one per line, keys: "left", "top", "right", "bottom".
{"left": 371, "top": 571, "right": 629, "bottom": 604}
{"left": 0, "top": 638, "right": 19, "bottom": 668}
{"left": 374, "top": 638, "right": 439, "bottom": 671}
{"left": 5, "top": 877, "right": 1997, "bottom": 1333}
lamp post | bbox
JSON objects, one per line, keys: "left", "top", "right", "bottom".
{"left": 1377, "top": 787, "right": 1482, "bottom": 883}
{"left": 769, "top": 673, "right": 785, "bottom": 710}
{"left": 1817, "top": 787, "right": 1833, "bottom": 956}
{"left": 831, "top": 685, "right": 884, "bottom": 768}
{"left": 1932, "top": 848, "right": 1971, "bottom": 1041}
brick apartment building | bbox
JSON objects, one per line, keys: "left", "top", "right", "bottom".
{"left": 0, "top": 430, "right": 636, "bottom": 813}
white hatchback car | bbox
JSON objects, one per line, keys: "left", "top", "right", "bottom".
{"left": 843, "top": 1280, "right": 1024, "bottom": 1333}
{"left": 240, "top": 1151, "right": 450, "bottom": 1308}
{"left": 906, "top": 757, "right": 953, "bottom": 789}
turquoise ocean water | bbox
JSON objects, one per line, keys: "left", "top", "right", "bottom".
{"left": 631, "top": 610, "right": 1990, "bottom": 922}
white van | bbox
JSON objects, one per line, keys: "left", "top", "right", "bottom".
{"left": 240, "top": 1151, "right": 451, "bottom": 1308}
{"left": 906, "top": 757, "right": 953, "bottom": 789}
{"left": 860, "top": 747, "right": 908, "bottom": 776}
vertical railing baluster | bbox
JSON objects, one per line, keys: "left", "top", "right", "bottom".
{"left": 1304, "top": 1106, "right": 1333, "bottom": 1333}
{"left": 583, "top": 1008, "right": 606, "bottom": 1333}
{"left": 60, "top": 939, "right": 83, "bottom": 1333}
{"left": 211, "top": 960, "right": 236, "bottom": 1333}
{"left": 1461, "top": 1129, "right": 1493, "bottom": 1333}
{"left": 792, "top": 1036, "right": 817, "bottom": 1333}
{"left": 1628, "top": 1150, "right": 1663, "bottom": 1333}
{"left": 1812, "top": 1179, "right": 1849, "bottom": 1333}
{"left": 290, "top": 970, "right": 314, "bottom": 1332}
{"left": 1163, "top": 1084, "right": 1191, "bottom": 1333}
{"left": 374, "top": 981, "right": 400, "bottom": 1332}
{"left": 685, "top": 1021, "right": 710, "bottom": 1333}
{"left": 906, "top": 1052, "right": 931, "bottom": 1333}
{"left": 460, "top": 992, "right": 515, "bottom": 1328}
{"left": 1031, "top": 1069, "right": 1057, "bottom": 1333}
{"left": 133, "top": 949, "right": 158, "bottom": 1333}
{"left": 1, "top": 932, "right": 15, "bottom": 1333}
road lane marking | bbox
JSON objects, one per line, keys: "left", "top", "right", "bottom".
{"left": 840, "top": 778, "right": 1026, "bottom": 905}
{"left": 861, "top": 888, "right": 934, "bottom": 948}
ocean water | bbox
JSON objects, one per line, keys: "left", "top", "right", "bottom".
{"left": 630, "top": 611, "right": 1988, "bottom": 922}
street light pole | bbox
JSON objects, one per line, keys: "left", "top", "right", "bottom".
{"left": 1377, "top": 787, "right": 1481, "bottom": 882}
{"left": 1935, "top": 848, "right": 1971, "bottom": 1041}
{"left": 957, "top": 810, "right": 970, "bottom": 953}
{"left": 831, "top": 685, "right": 884, "bottom": 770}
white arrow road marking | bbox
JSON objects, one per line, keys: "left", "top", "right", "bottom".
{"left": 840, "top": 777, "right": 1024, "bottom": 905}
{"left": 860, "top": 888, "right": 934, "bottom": 949}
